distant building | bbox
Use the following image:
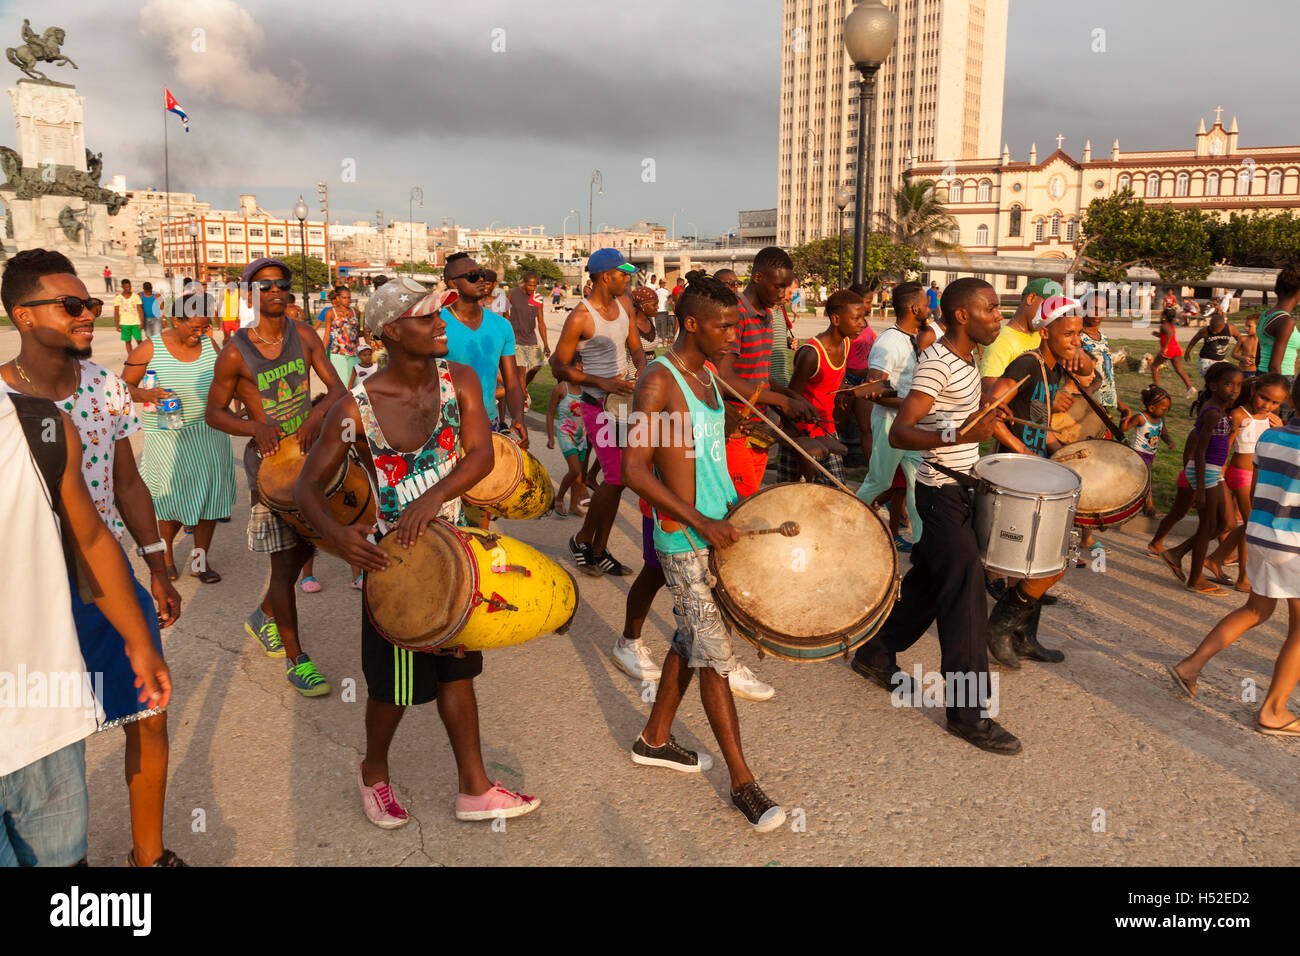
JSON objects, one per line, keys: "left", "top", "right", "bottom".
{"left": 907, "top": 111, "right": 1300, "bottom": 289}
{"left": 107, "top": 185, "right": 211, "bottom": 258}
{"left": 777, "top": 0, "right": 1009, "bottom": 246}
{"left": 738, "top": 208, "right": 777, "bottom": 247}
{"left": 158, "top": 194, "right": 326, "bottom": 279}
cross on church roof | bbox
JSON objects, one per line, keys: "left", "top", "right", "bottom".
{"left": 1056, "top": 134, "right": 1064, "bottom": 150}
{"left": 1214, "top": 106, "right": 1224, "bottom": 125}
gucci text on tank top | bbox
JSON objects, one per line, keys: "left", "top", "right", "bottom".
{"left": 353, "top": 358, "right": 463, "bottom": 531}
{"left": 232, "top": 326, "right": 310, "bottom": 436}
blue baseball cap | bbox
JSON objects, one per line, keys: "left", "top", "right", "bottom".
{"left": 586, "top": 248, "right": 636, "bottom": 275}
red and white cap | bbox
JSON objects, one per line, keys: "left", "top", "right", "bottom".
{"left": 1032, "top": 294, "right": 1082, "bottom": 330}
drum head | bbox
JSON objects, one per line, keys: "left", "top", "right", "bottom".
{"left": 256, "top": 435, "right": 306, "bottom": 511}
{"left": 365, "top": 521, "right": 472, "bottom": 647}
{"left": 1052, "top": 440, "right": 1148, "bottom": 514}
{"left": 464, "top": 433, "right": 523, "bottom": 506}
{"left": 973, "top": 453, "right": 1081, "bottom": 495}
{"left": 712, "top": 483, "right": 895, "bottom": 642}
{"left": 605, "top": 391, "right": 633, "bottom": 418}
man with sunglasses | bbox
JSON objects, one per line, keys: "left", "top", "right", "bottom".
{"left": 440, "top": 252, "right": 528, "bottom": 448}
{"left": 0, "top": 248, "right": 187, "bottom": 866}
{"left": 205, "top": 257, "right": 347, "bottom": 697}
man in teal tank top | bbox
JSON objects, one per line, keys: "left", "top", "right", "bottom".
{"left": 297, "top": 278, "right": 541, "bottom": 827}
{"left": 622, "top": 274, "right": 787, "bottom": 833}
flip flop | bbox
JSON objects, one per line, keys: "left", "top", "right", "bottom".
{"left": 1165, "top": 662, "right": 1196, "bottom": 698}
{"left": 1256, "top": 717, "right": 1300, "bottom": 737}
{"left": 1188, "top": 581, "right": 1226, "bottom": 595}
{"left": 1159, "top": 551, "right": 1186, "bottom": 583}
{"left": 553, "top": 504, "right": 569, "bottom": 518}
{"left": 191, "top": 568, "right": 222, "bottom": 584}
{"left": 1203, "top": 558, "right": 1228, "bottom": 584}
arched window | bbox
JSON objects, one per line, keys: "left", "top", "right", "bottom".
{"left": 1008, "top": 204, "right": 1022, "bottom": 237}
{"left": 1034, "top": 218, "right": 1045, "bottom": 242}
{"left": 1268, "top": 169, "right": 1283, "bottom": 195}
{"left": 949, "top": 181, "right": 963, "bottom": 202}
{"left": 977, "top": 179, "right": 991, "bottom": 202}
{"left": 1117, "top": 173, "right": 1131, "bottom": 192}
{"left": 1065, "top": 218, "right": 1077, "bottom": 242}
{"left": 1146, "top": 174, "right": 1161, "bottom": 197}
{"left": 975, "top": 224, "right": 989, "bottom": 245}
{"left": 1176, "top": 172, "right": 1190, "bottom": 197}
{"left": 1237, "top": 171, "right": 1253, "bottom": 195}
{"left": 1050, "top": 212, "right": 1061, "bottom": 237}
{"left": 1207, "top": 171, "right": 1220, "bottom": 195}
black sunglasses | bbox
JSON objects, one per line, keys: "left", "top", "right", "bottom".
{"left": 449, "top": 270, "right": 484, "bottom": 284}
{"left": 20, "top": 296, "right": 104, "bottom": 317}
{"left": 250, "top": 278, "right": 294, "bottom": 292}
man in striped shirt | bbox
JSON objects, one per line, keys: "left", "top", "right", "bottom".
{"left": 1170, "top": 376, "right": 1300, "bottom": 735}
{"left": 850, "top": 278, "right": 1023, "bottom": 755}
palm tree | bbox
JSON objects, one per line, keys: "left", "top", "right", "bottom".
{"left": 480, "top": 240, "right": 514, "bottom": 275}
{"left": 876, "top": 179, "right": 966, "bottom": 266}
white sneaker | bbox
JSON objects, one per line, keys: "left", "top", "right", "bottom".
{"left": 728, "top": 663, "right": 775, "bottom": 701}
{"left": 612, "top": 637, "right": 662, "bottom": 681}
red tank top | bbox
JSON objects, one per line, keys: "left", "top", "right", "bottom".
{"left": 797, "top": 336, "right": 847, "bottom": 437}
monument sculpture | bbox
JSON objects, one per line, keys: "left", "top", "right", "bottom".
{"left": 5, "top": 19, "right": 77, "bottom": 82}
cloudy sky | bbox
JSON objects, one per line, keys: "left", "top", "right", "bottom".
{"left": 0, "top": 0, "right": 1292, "bottom": 238}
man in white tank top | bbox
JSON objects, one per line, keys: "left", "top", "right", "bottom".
{"left": 550, "top": 248, "right": 647, "bottom": 576}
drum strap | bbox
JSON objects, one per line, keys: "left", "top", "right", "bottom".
{"left": 929, "top": 460, "right": 979, "bottom": 490}
{"left": 1061, "top": 366, "right": 1126, "bottom": 443}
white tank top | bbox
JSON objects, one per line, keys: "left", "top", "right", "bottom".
{"left": 1235, "top": 412, "right": 1271, "bottom": 456}
{"left": 577, "top": 297, "right": 630, "bottom": 401}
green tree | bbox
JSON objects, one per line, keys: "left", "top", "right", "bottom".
{"left": 877, "top": 179, "right": 962, "bottom": 260}
{"left": 480, "top": 240, "right": 514, "bottom": 275}
{"left": 505, "top": 253, "right": 564, "bottom": 288}
{"left": 1072, "top": 189, "right": 1212, "bottom": 290}
{"left": 1209, "top": 210, "right": 1300, "bottom": 269}
{"left": 789, "top": 233, "right": 920, "bottom": 291}
{"left": 396, "top": 260, "right": 438, "bottom": 275}
{"left": 281, "top": 254, "right": 331, "bottom": 291}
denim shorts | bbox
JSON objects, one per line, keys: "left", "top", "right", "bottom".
{"left": 658, "top": 547, "right": 738, "bottom": 676}
{"left": 0, "top": 740, "right": 88, "bottom": 867}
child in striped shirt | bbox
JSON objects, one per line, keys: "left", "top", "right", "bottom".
{"left": 1168, "top": 377, "right": 1300, "bottom": 736}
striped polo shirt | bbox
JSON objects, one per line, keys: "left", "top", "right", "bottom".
{"left": 727, "top": 294, "right": 773, "bottom": 404}
{"left": 1245, "top": 424, "right": 1300, "bottom": 555}
{"left": 909, "top": 339, "right": 982, "bottom": 487}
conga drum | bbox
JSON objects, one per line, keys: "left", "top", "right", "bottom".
{"left": 364, "top": 520, "right": 578, "bottom": 654}
{"left": 1051, "top": 394, "right": 1107, "bottom": 444}
{"left": 604, "top": 389, "right": 634, "bottom": 425}
{"left": 1051, "top": 440, "right": 1150, "bottom": 527}
{"left": 709, "top": 483, "right": 898, "bottom": 662}
{"left": 463, "top": 432, "right": 554, "bottom": 520}
{"left": 254, "top": 434, "right": 375, "bottom": 544}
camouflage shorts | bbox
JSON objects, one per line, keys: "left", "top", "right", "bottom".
{"left": 658, "top": 547, "right": 739, "bottom": 677}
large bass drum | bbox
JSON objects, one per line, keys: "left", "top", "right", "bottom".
{"left": 972, "top": 454, "right": 1081, "bottom": 579}
{"left": 1051, "top": 439, "right": 1150, "bottom": 527}
{"left": 709, "top": 482, "right": 897, "bottom": 662}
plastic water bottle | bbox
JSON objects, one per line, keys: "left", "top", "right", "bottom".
{"left": 141, "top": 369, "right": 158, "bottom": 412}
{"left": 160, "top": 391, "right": 184, "bottom": 430}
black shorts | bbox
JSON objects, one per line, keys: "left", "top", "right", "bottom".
{"left": 361, "top": 603, "right": 483, "bottom": 705}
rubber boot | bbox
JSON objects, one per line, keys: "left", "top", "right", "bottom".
{"left": 987, "top": 592, "right": 1031, "bottom": 669}
{"left": 1011, "top": 601, "right": 1065, "bottom": 663}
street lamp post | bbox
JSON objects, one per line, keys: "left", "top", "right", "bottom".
{"left": 294, "top": 196, "right": 310, "bottom": 319}
{"left": 409, "top": 186, "right": 424, "bottom": 277}
{"left": 843, "top": 1, "right": 898, "bottom": 287}
{"left": 834, "top": 187, "right": 853, "bottom": 290}
{"left": 562, "top": 209, "right": 577, "bottom": 258}
{"left": 317, "top": 181, "right": 331, "bottom": 286}
{"left": 588, "top": 169, "right": 602, "bottom": 253}
{"left": 187, "top": 218, "right": 200, "bottom": 282}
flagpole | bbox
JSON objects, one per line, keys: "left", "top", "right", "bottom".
{"left": 162, "top": 94, "right": 171, "bottom": 282}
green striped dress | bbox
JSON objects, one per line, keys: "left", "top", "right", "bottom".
{"left": 139, "top": 335, "right": 237, "bottom": 524}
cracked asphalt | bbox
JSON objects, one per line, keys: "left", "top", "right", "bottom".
{"left": 5, "top": 318, "right": 1297, "bottom": 867}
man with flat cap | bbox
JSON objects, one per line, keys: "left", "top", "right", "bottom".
{"left": 205, "top": 257, "right": 347, "bottom": 697}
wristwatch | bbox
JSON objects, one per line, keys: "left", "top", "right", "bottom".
{"left": 137, "top": 540, "right": 167, "bottom": 557}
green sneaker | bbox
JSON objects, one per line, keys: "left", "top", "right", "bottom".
{"left": 286, "top": 654, "right": 331, "bottom": 697}
{"left": 245, "top": 613, "right": 284, "bottom": 658}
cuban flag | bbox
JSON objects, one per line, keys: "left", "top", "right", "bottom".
{"left": 164, "top": 88, "right": 189, "bottom": 132}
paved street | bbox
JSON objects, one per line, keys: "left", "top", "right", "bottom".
{"left": 3, "top": 318, "right": 1297, "bottom": 867}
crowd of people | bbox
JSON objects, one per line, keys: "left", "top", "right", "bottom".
{"left": 2, "top": 242, "right": 1297, "bottom": 865}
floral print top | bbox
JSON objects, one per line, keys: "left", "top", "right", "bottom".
{"left": 1080, "top": 329, "right": 1117, "bottom": 409}
{"left": 353, "top": 358, "right": 462, "bottom": 532}
{"left": 326, "top": 306, "right": 361, "bottom": 357}
{"left": 2, "top": 361, "right": 140, "bottom": 540}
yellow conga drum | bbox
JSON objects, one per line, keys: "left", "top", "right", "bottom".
{"left": 364, "top": 519, "right": 578, "bottom": 654}
{"left": 463, "top": 432, "right": 554, "bottom": 519}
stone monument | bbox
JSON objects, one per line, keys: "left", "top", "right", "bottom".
{"left": 0, "top": 19, "right": 127, "bottom": 259}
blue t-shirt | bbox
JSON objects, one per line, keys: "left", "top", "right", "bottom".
{"left": 926, "top": 287, "right": 940, "bottom": 311}
{"left": 441, "top": 307, "right": 515, "bottom": 421}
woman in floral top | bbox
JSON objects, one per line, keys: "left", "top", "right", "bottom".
{"left": 320, "top": 285, "right": 364, "bottom": 385}
{"left": 1078, "top": 308, "right": 1131, "bottom": 429}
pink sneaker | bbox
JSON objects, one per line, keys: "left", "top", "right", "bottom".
{"left": 454, "top": 782, "right": 540, "bottom": 821}
{"left": 358, "top": 767, "right": 409, "bottom": 829}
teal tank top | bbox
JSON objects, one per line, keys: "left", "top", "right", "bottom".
{"left": 1258, "top": 308, "right": 1299, "bottom": 377}
{"left": 650, "top": 355, "right": 738, "bottom": 555}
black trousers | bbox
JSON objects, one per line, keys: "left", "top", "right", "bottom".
{"left": 856, "top": 480, "right": 991, "bottom": 725}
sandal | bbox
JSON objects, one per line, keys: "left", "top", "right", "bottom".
{"left": 1159, "top": 551, "right": 1186, "bottom": 583}
{"left": 1165, "top": 662, "right": 1196, "bottom": 698}
{"left": 191, "top": 568, "right": 222, "bottom": 584}
{"left": 299, "top": 576, "right": 322, "bottom": 593}
{"left": 1188, "top": 581, "right": 1226, "bottom": 595}
{"left": 350, "top": 574, "right": 364, "bottom": 590}
{"left": 553, "top": 503, "right": 569, "bottom": 518}
{"left": 1256, "top": 717, "right": 1300, "bottom": 737}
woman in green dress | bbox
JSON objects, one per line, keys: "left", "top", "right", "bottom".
{"left": 123, "top": 306, "right": 236, "bottom": 582}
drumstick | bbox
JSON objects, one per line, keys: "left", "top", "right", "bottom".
{"left": 956, "top": 375, "right": 1030, "bottom": 437}
{"left": 713, "top": 375, "right": 853, "bottom": 494}
{"left": 1004, "top": 415, "right": 1066, "bottom": 436}
{"left": 741, "top": 521, "right": 800, "bottom": 538}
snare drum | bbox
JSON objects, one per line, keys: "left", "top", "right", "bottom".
{"left": 1051, "top": 439, "right": 1150, "bottom": 527}
{"left": 972, "top": 454, "right": 1081, "bottom": 579}
{"left": 463, "top": 432, "right": 555, "bottom": 520}
{"left": 364, "top": 520, "right": 578, "bottom": 654}
{"left": 709, "top": 482, "right": 897, "bottom": 662}
{"left": 254, "top": 435, "right": 375, "bottom": 545}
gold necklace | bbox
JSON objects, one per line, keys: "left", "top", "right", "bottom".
{"left": 14, "top": 358, "right": 32, "bottom": 385}
{"left": 251, "top": 325, "right": 284, "bottom": 346}
{"left": 667, "top": 349, "right": 713, "bottom": 390}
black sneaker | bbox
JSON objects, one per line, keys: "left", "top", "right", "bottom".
{"left": 946, "top": 718, "right": 1022, "bottom": 755}
{"left": 594, "top": 549, "right": 633, "bottom": 576}
{"left": 731, "top": 781, "right": 786, "bottom": 832}
{"left": 631, "top": 734, "right": 713, "bottom": 772}
{"left": 568, "top": 535, "right": 602, "bottom": 577}
{"left": 127, "top": 848, "right": 188, "bottom": 867}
